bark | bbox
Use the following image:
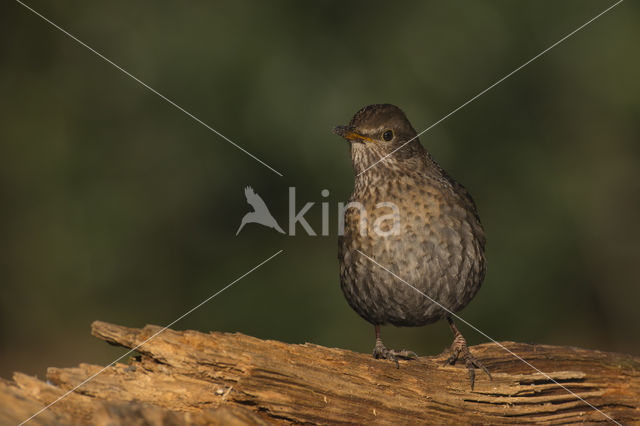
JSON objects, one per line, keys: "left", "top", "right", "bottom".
{"left": 2, "top": 321, "right": 639, "bottom": 425}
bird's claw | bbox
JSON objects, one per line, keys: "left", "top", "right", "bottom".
{"left": 444, "top": 336, "right": 492, "bottom": 390}
{"left": 392, "top": 349, "right": 418, "bottom": 360}
{"left": 373, "top": 339, "right": 418, "bottom": 369}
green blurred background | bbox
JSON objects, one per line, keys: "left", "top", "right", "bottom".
{"left": 1, "top": 1, "right": 639, "bottom": 380}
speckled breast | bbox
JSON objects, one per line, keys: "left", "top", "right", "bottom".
{"left": 338, "top": 175, "right": 486, "bottom": 327}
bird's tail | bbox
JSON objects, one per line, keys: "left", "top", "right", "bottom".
{"left": 272, "top": 222, "right": 285, "bottom": 234}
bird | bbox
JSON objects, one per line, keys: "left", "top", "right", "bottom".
{"left": 334, "top": 104, "right": 491, "bottom": 389}
{"left": 236, "top": 186, "right": 285, "bottom": 235}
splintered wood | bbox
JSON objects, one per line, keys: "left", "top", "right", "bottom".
{"left": 2, "top": 321, "right": 638, "bottom": 425}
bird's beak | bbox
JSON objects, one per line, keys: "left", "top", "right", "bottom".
{"left": 332, "top": 125, "right": 375, "bottom": 143}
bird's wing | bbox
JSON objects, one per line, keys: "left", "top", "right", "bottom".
{"left": 244, "top": 186, "right": 254, "bottom": 201}
{"left": 244, "top": 186, "right": 270, "bottom": 212}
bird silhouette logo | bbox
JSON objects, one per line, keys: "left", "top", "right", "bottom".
{"left": 236, "top": 186, "right": 285, "bottom": 235}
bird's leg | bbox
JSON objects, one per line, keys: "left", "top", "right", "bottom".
{"left": 372, "top": 325, "right": 418, "bottom": 369}
{"left": 443, "top": 315, "right": 492, "bottom": 390}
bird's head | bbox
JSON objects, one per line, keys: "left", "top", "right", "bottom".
{"left": 333, "top": 104, "right": 425, "bottom": 176}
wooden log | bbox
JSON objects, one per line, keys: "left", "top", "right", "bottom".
{"left": 2, "top": 321, "right": 639, "bottom": 425}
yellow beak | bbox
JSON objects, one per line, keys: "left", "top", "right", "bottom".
{"left": 332, "top": 125, "right": 375, "bottom": 143}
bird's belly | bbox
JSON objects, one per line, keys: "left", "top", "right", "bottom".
{"left": 339, "top": 210, "right": 485, "bottom": 327}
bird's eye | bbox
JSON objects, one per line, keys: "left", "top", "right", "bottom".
{"left": 382, "top": 130, "right": 394, "bottom": 141}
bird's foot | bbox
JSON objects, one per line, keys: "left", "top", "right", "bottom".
{"left": 373, "top": 338, "right": 418, "bottom": 369}
{"left": 443, "top": 333, "right": 492, "bottom": 390}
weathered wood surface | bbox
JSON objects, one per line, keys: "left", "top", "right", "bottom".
{"left": 2, "top": 321, "right": 639, "bottom": 425}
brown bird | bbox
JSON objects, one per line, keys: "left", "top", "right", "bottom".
{"left": 334, "top": 104, "right": 491, "bottom": 389}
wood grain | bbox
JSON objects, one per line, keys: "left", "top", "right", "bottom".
{"left": 2, "top": 321, "right": 638, "bottom": 425}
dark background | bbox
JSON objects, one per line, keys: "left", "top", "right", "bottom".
{"left": 2, "top": 1, "right": 639, "bottom": 380}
